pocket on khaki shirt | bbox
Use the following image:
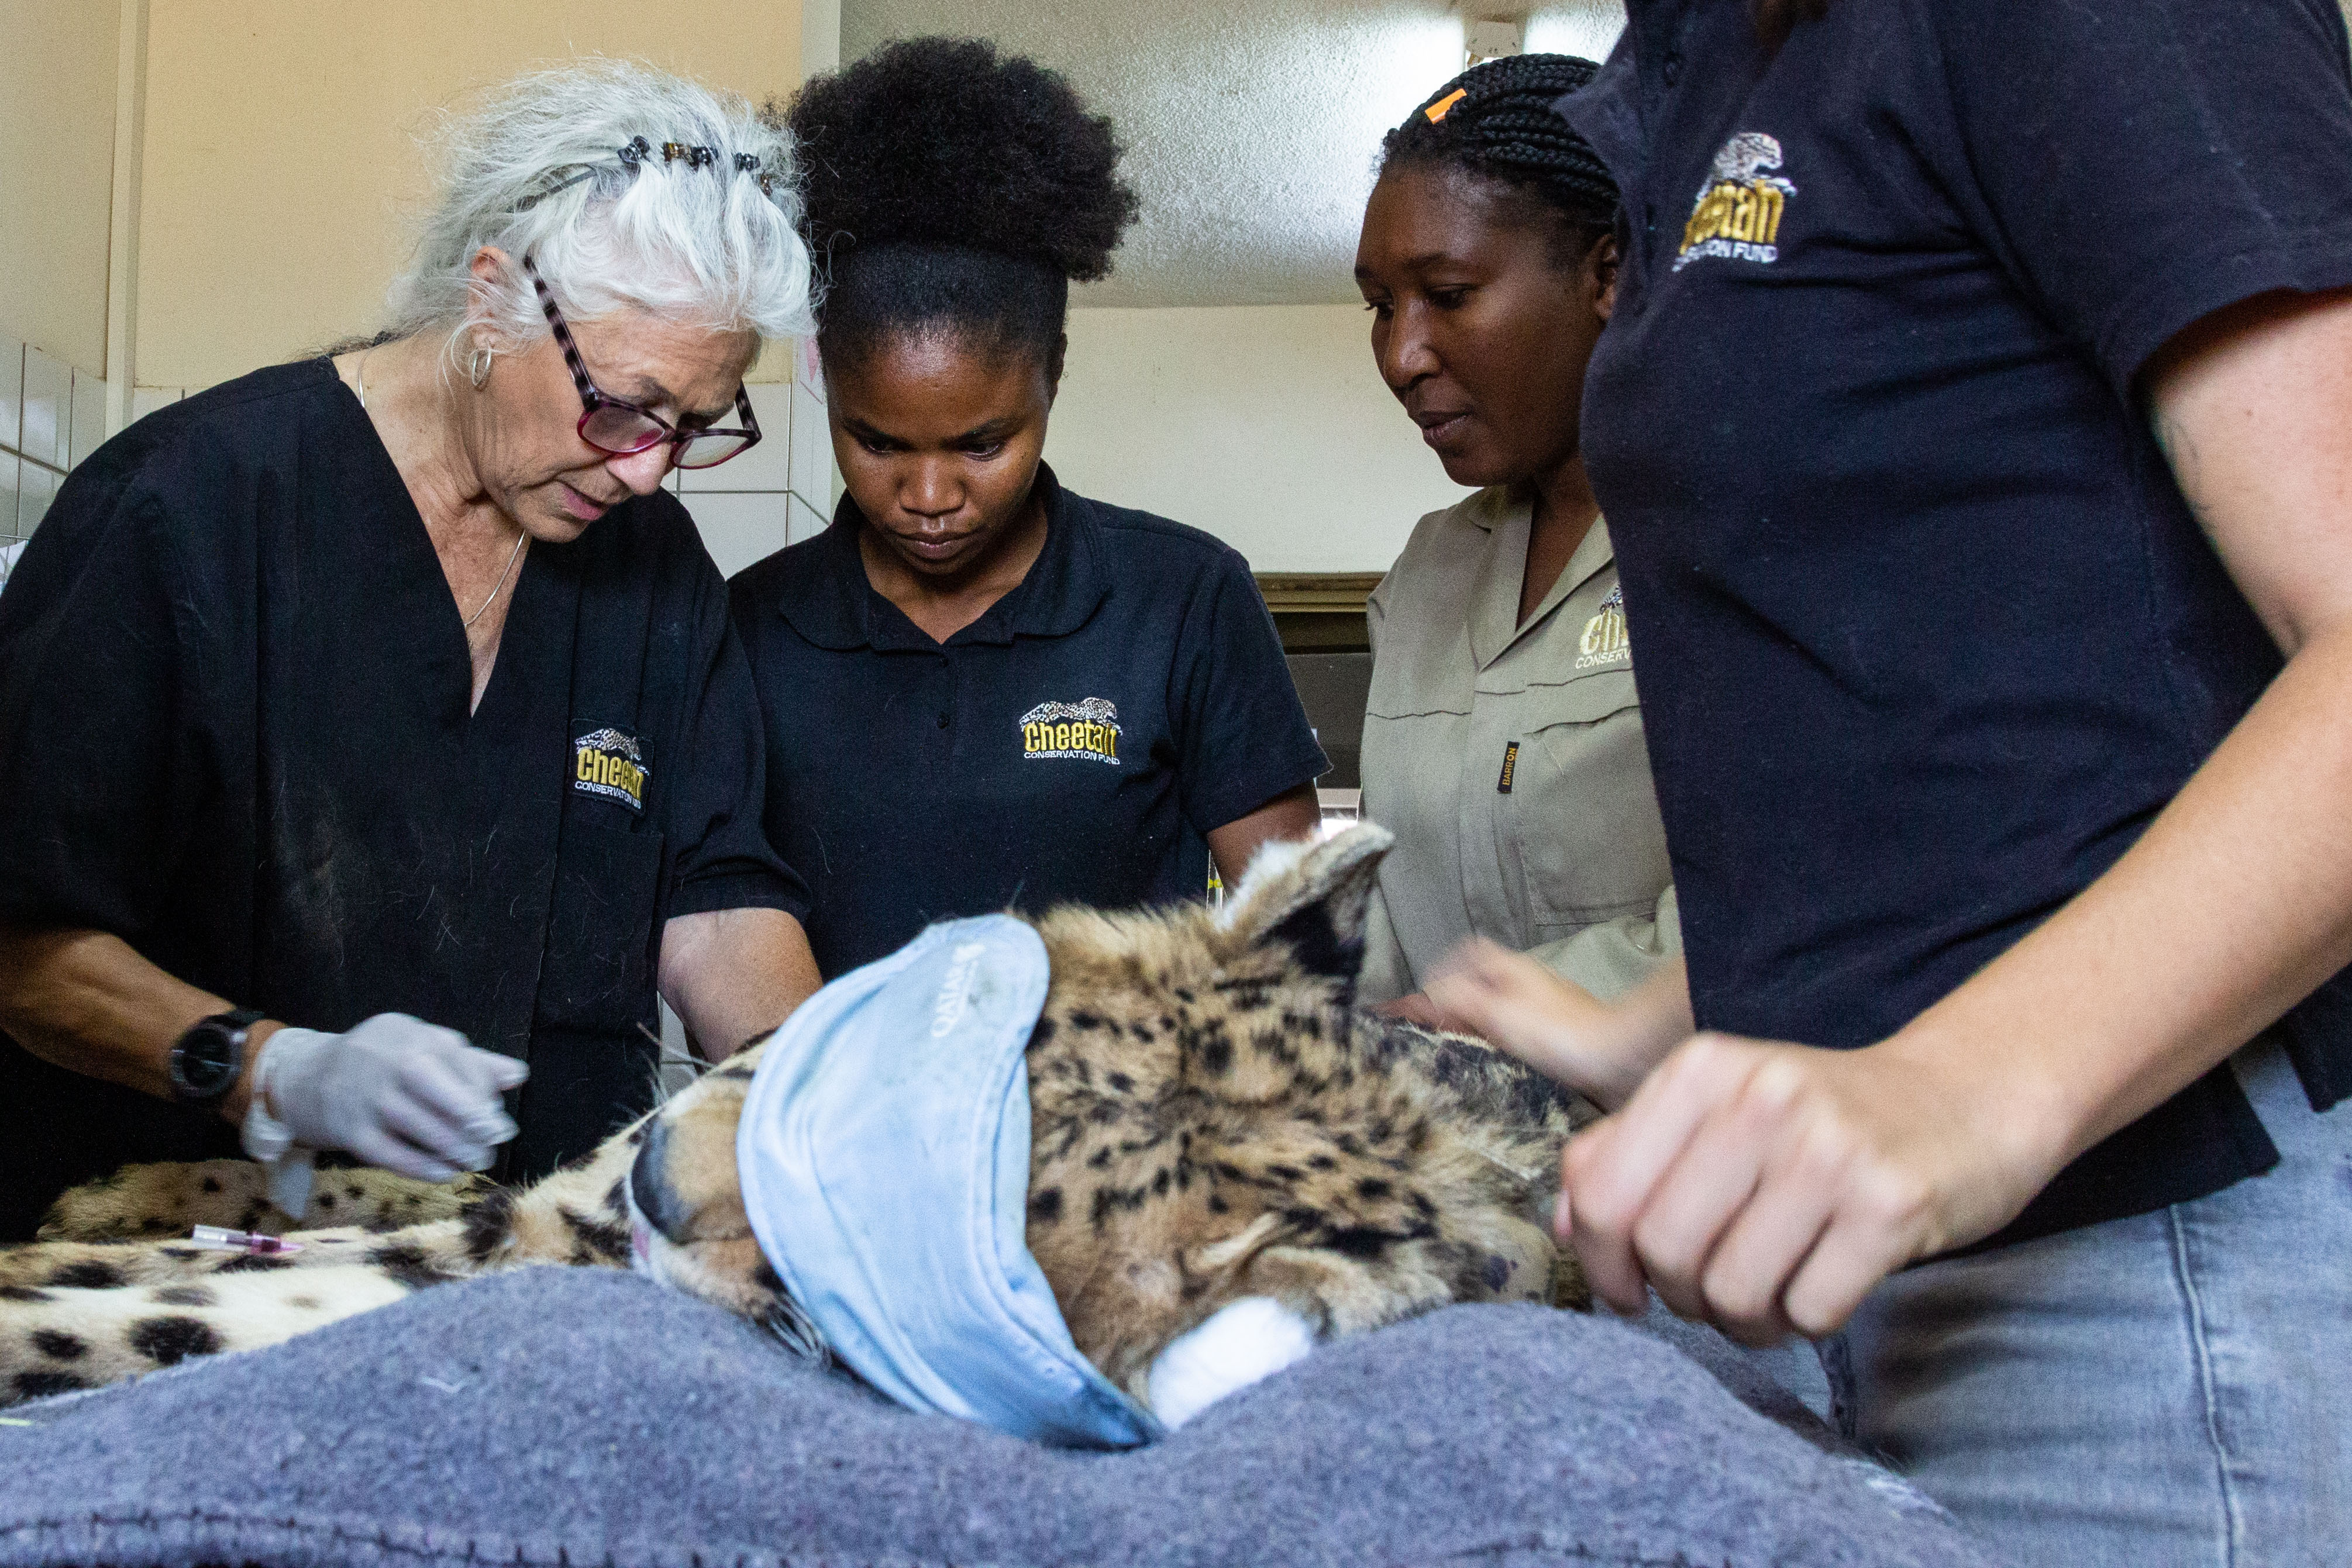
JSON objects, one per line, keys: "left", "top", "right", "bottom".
{"left": 1506, "top": 672, "right": 1672, "bottom": 926}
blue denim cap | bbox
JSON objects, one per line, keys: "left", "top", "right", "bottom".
{"left": 735, "top": 913, "right": 1165, "bottom": 1450}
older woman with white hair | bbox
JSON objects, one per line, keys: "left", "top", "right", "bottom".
{"left": 0, "top": 62, "right": 821, "bottom": 1240}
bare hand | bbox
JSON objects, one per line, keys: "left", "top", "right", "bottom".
{"left": 1425, "top": 939, "right": 1649, "bottom": 1105}
{"left": 1371, "top": 992, "right": 1475, "bottom": 1033}
{"left": 1559, "top": 1031, "right": 2062, "bottom": 1344}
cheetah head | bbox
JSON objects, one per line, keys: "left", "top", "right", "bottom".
{"left": 622, "top": 825, "right": 1434, "bottom": 1381}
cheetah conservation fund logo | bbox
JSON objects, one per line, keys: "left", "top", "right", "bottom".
{"left": 1020, "top": 698, "right": 1122, "bottom": 766}
{"left": 1675, "top": 132, "right": 1796, "bottom": 271}
{"left": 1575, "top": 586, "right": 1631, "bottom": 671}
{"left": 573, "top": 726, "right": 650, "bottom": 811}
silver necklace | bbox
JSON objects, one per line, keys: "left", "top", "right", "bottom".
{"left": 358, "top": 350, "right": 527, "bottom": 631}
{"left": 464, "top": 530, "right": 529, "bottom": 628}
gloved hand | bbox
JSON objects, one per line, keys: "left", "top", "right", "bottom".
{"left": 241, "top": 1014, "right": 528, "bottom": 1185}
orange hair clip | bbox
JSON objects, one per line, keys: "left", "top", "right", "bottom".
{"left": 1425, "top": 87, "right": 1469, "bottom": 122}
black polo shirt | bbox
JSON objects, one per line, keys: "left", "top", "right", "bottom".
{"left": 0, "top": 359, "right": 807, "bottom": 1236}
{"left": 1563, "top": 0, "right": 2352, "bottom": 1246}
{"left": 729, "top": 466, "right": 1326, "bottom": 978}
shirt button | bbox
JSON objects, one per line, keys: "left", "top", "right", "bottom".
{"left": 936, "top": 712, "right": 951, "bottom": 729}
{"left": 1662, "top": 51, "right": 1681, "bottom": 86}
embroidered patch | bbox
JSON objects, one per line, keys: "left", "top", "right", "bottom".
{"left": 1675, "top": 132, "right": 1797, "bottom": 273}
{"left": 1019, "top": 698, "right": 1122, "bottom": 767}
{"left": 1497, "top": 741, "right": 1520, "bottom": 794}
{"left": 1575, "top": 586, "right": 1631, "bottom": 671}
{"left": 573, "top": 727, "right": 650, "bottom": 812}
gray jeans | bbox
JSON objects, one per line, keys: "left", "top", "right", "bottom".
{"left": 1820, "top": 1040, "right": 2351, "bottom": 1566}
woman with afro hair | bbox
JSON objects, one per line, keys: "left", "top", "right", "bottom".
{"left": 729, "top": 39, "right": 1327, "bottom": 979}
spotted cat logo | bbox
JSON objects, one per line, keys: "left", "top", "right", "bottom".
{"left": 573, "top": 726, "right": 649, "bottom": 811}
{"left": 1575, "top": 587, "right": 1631, "bottom": 671}
{"left": 1675, "top": 132, "right": 1796, "bottom": 272}
{"left": 1020, "top": 698, "right": 1121, "bottom": 766}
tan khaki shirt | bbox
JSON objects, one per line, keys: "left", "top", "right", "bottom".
{"left": 1359, "top": 485, "right": 1678, "bottom": 1004}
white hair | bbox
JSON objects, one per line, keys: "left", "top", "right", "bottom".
{"left": 385, "top": 60, "right": 814, "bottom": 361}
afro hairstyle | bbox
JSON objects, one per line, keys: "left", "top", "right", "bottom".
{"left": 784, "top": 37, "right": 1140, "bottom": 371}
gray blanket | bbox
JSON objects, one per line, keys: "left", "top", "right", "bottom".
{"left": 0, "top": 1270, "right": 1999, "bottom": 1567}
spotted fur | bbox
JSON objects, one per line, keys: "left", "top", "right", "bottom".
{"left": 35, "top": 1160, "right": 487, "bottom": 1243}
{"left": 0, "top": 826, "right": 1592, "bottom": 1411}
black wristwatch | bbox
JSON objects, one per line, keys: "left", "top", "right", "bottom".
{"left": 168, "top": 1009, "right": 266, "bottom": 1105}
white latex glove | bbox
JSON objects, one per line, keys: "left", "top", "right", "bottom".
{"left": 240, "top": 1014, "right": 526, "bottom": 1191}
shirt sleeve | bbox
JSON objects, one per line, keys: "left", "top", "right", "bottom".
{"left": 0, "top": 470, "right": 202, "bottom": 938}
{"left": 1168, "top": 547, "right": 1330, "bottom": 835}
{"left": 1927, "top": 0, "right": 2352, "bottom": 393}
{"left": 658, "top": 557, "right": 814, "bottom": 925}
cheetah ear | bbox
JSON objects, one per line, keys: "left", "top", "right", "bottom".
{"left": 1223, "top": 822, "right": 1394, "bottom": 985}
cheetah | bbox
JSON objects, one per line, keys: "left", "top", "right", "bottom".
{"left": 0, "top": 825, "right": 1593, "bottom": 1419}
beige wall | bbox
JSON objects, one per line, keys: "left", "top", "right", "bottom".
{"left": 1044, "top": 304, "right": 1469, "bottom": 575}
{"left": 134, "top": 0, "right": 804, "bottom": 391}
{"left": 0, "top": 3, "right": 120, "bottom": 375}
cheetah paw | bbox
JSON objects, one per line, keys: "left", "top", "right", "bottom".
{"left": 1145, "top": 1296, "right": 1316, "bottom": 1429}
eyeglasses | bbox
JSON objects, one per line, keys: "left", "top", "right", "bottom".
{"left": 522, "top": 253, "right": 762, "bottom": 471}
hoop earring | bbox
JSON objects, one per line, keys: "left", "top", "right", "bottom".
{"left": 466, "top": 344, "right": 495, "bottom": 388}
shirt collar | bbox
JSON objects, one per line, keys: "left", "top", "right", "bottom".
{"left": 1467, "top": 484, "right": 1616, "bottom": 670}
{"left": 773, "top": 463, "right": 1110, "bottom": 652}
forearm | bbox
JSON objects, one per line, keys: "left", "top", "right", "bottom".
{"left": 657, "top": 907, "right": 822, "bottom": 1061}
{"left": 0, "top": 925, "right": 274, "bottom": 1118}
{"left": 1885, "top": 623, "right": 2352, "bottom": 1188}
{"left": 1206, "top": 783, "right": 1324, "bottom": 887}
{"left": 1576, "top": 955, "right": 1695, "bottom": 1107}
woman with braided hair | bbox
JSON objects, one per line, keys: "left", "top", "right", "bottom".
{"left": 730, "top": 39, "right": 1325, "bottom": 978}
{"left": 1352, "top": 55, "right": 1679, "bottom": 1031}
{"left": 1417, "top": 0, "right": 2352, "bottom": 1559}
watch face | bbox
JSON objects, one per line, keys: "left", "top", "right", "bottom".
{"left": 171, "top": 1021, "right": 242, "bottom": 1101}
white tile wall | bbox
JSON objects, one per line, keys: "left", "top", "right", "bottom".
{"left": 680, "top": 490, "right": 793, "bottom": 579}
{"left": 0, "top": 335, "right": 20, "bottom": 454}
{"left": 69, "top": 371, "right": 108, "bottom": 469}
{"left": 671, "top": 342, "right": 839, "bottom": 578}
{"left": 16, "top": 461, "right": 56, "bottom": 539}
{"left": 787, "top": 492, "right": 830, "bottom": 547}
{"left": 787, "top": 379, "right": 832, "bottom": 515}
{"left": 129, "top": 386, "right": 184, "bottom": 423}
{"left": 0, "top": 340, "right": 90, "bottom": 547}
{"left": 19, "top": 348, "right": 71, "bottom": 471}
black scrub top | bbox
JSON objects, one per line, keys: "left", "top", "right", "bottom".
{"left": 0, "top": 359, "right": 808, "bottom": 1239}
{"left": 729, "top": 465, "right": 1326, "bottom": 977}
{"left": 1563, "top": 0, "right": 2352, "bottom": 1246}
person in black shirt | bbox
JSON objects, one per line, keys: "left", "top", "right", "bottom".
{"left": 732, "top": 41, "right": 1326, "bottom": 978}
{"left": 1423, "top": 1, "right": 2352, "bottom": 1556}
{"left": 0, "top": 63, "right": 822, "bottom": 1240}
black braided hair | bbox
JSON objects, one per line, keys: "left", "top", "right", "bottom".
{"left": 1378, "top": 54, "right": 1618, "bottom": 266}
{"left": 783, "top": 37, "right": 1139, "bottom": 373}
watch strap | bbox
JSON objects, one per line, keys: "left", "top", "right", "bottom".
{"left": 170, "top": 1008, "right": 266, "bottom": 1103}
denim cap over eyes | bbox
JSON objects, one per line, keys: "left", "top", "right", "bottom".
{"left": 735, "top": 913, "right": 1165, "bottom": 1449}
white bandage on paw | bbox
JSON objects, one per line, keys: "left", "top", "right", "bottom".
{"left": 1145, "top": 1296, "right": 1317, "bottom": 1429}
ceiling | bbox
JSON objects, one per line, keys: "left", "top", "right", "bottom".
{"left": 839, "top": 1, "right": 1628, "bottom": 308}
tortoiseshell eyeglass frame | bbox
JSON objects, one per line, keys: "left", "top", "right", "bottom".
{"left": 522, "top": 253, "right": 762, "bottom": 471}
